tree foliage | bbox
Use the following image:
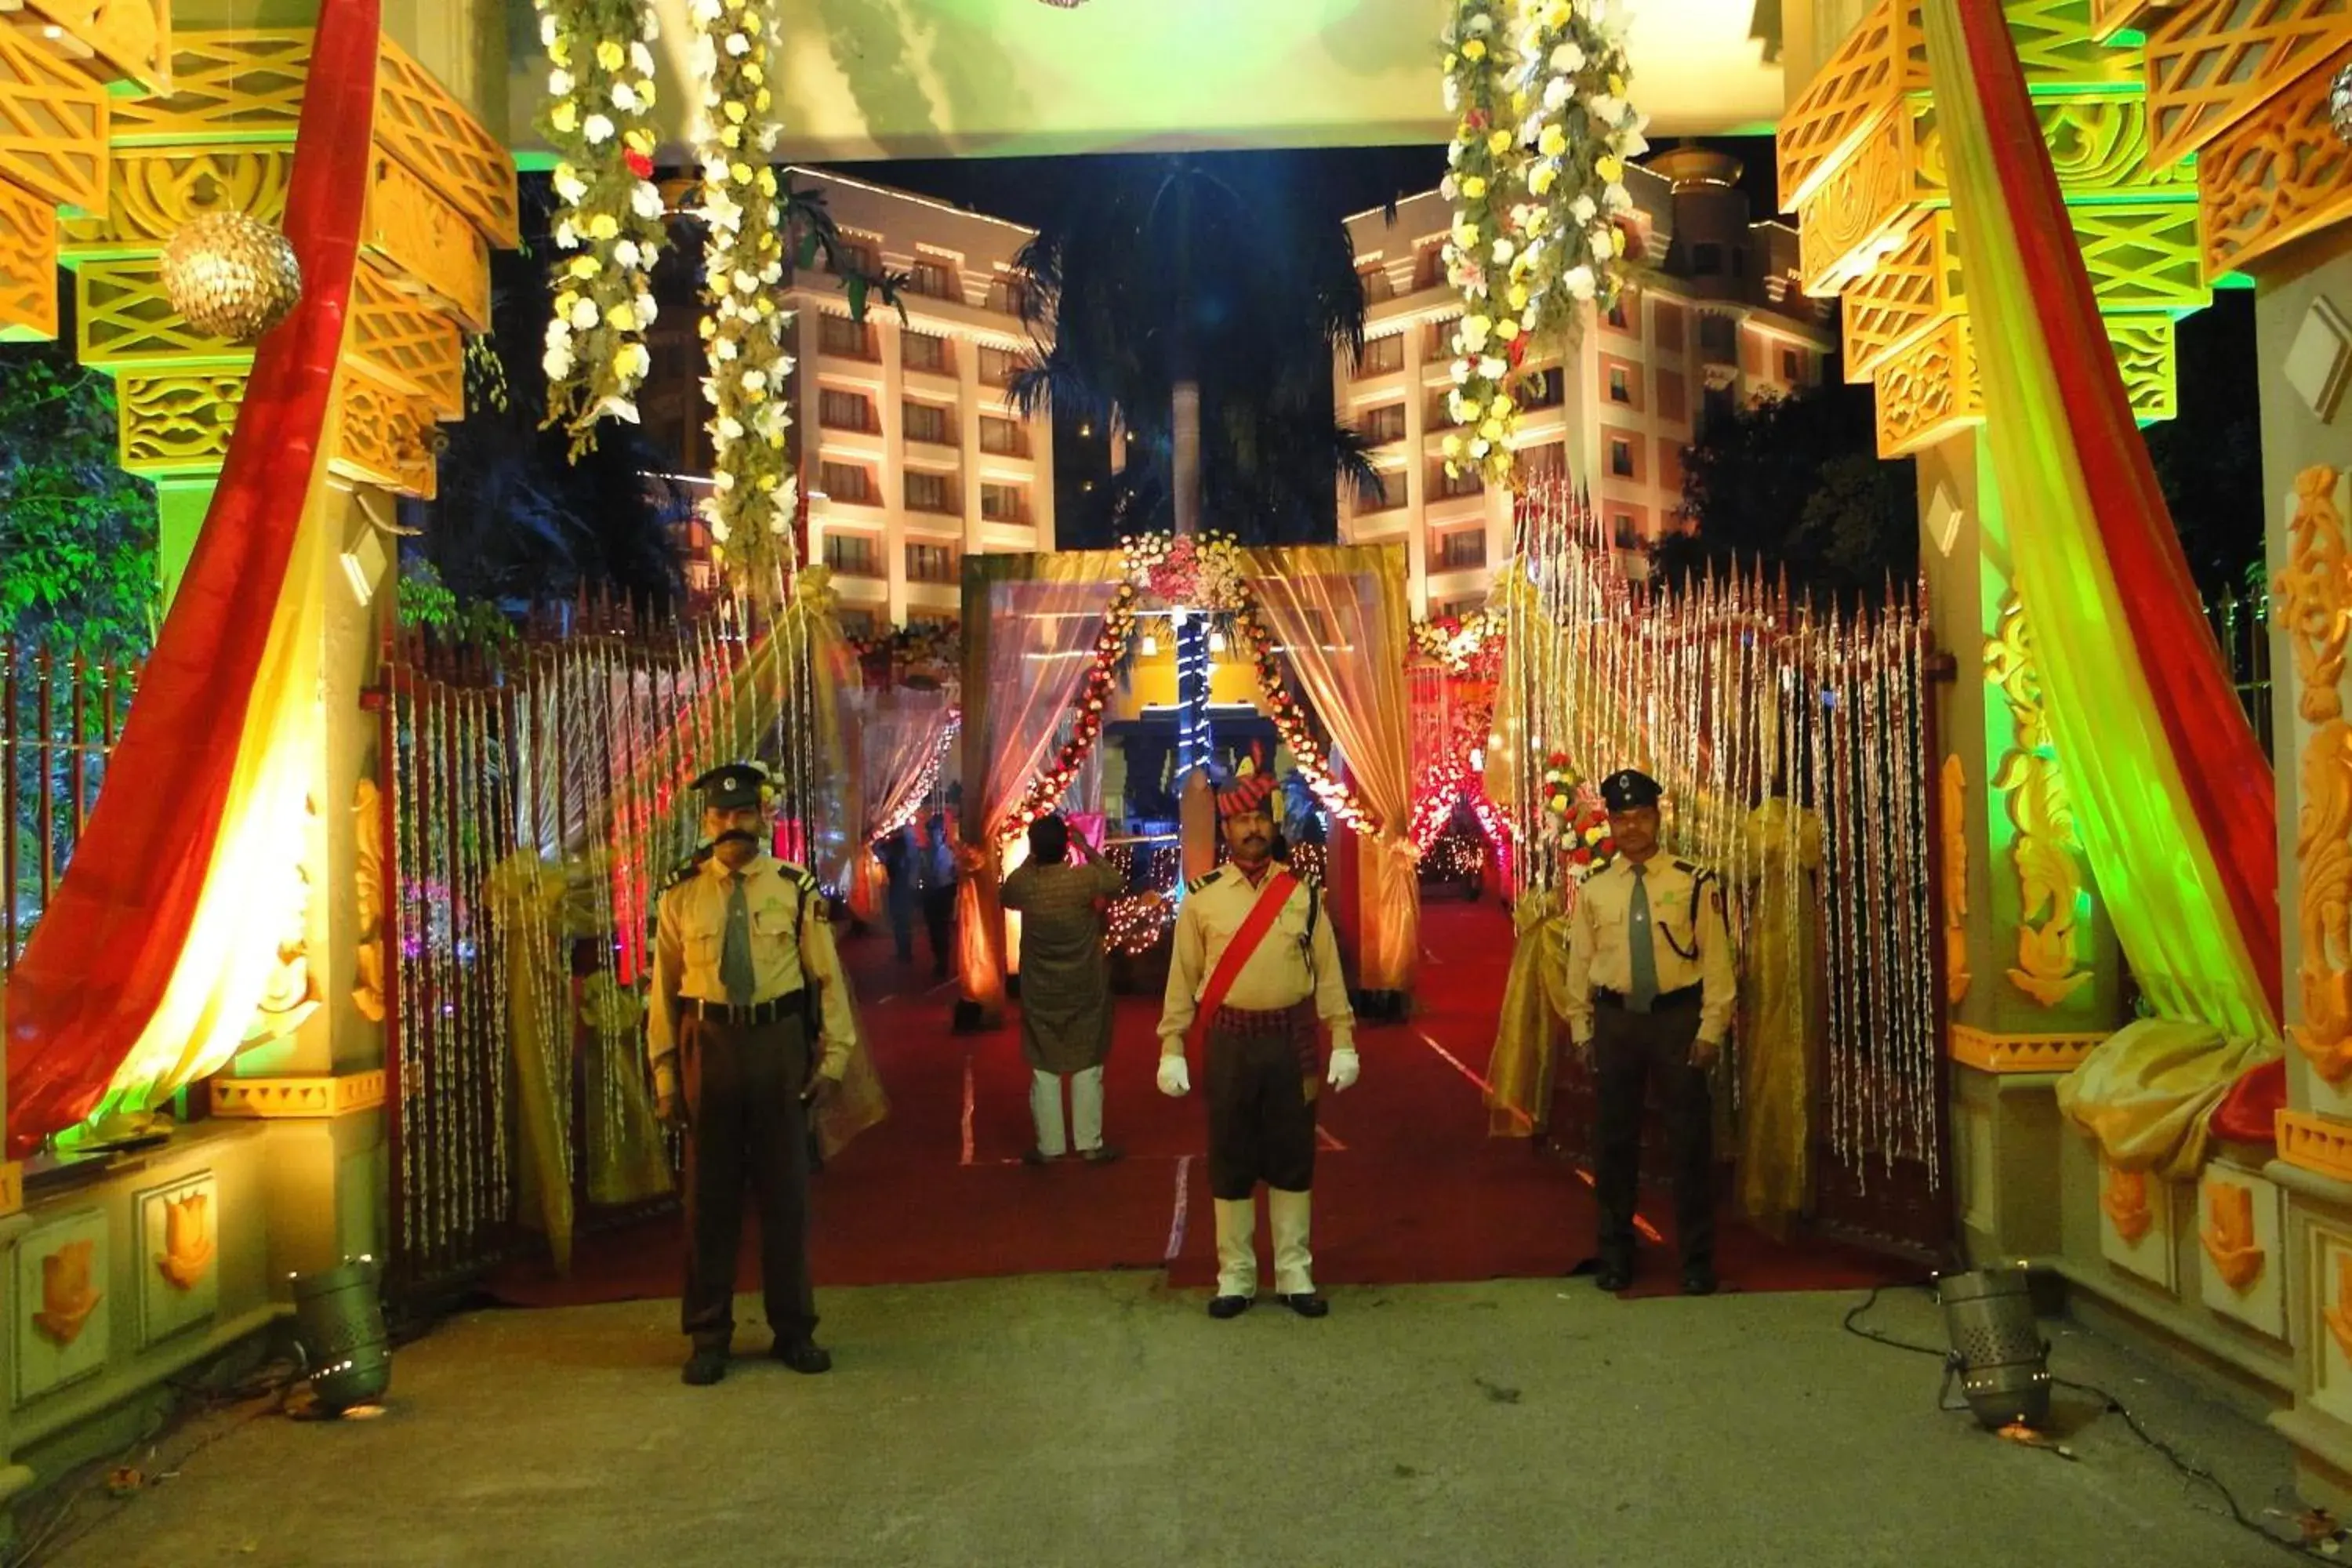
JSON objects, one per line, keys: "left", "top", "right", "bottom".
{"left": 0, "top": 340, "right": 159, "bottom": 655}
{"left": 1008, "top": 154, "right": 1380, "bottom": 547}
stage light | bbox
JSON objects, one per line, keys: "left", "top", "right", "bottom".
{"left": 1141, "top": 633, "right": 1159, "bottom": 656}
{"left": 1938, "top": 1267, "right": 2050, "bottom": 1429}
{"left": 291, "top": 1256, "right": 393, "bottom": 1414}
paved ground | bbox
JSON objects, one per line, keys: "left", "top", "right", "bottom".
{"left": 35, "top": 1276, "right": 2306, "bottom": 1567}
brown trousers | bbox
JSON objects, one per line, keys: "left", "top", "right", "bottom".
{"left": 1206, "top": 1013, "right": 1318, "bottom": 1200}
{"left": 679, "top": 1011, "right": 815, "bottom": 1348}
{"left": 1592, "top": 997, "right": 1715, "bottom": 1270}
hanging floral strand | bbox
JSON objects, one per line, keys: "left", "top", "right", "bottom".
{"left": 535, "top": 0, "right": 666, "bottom": 454}
{"left": 1439, "top": 0, "right": 1534, "bottom": 488}
{"left": 997, "top": 586, "right": 1138, "bottom": 842}
{"left": 691, "top": 0, "right": 797, "bottom": 588}
{"left": 1512, "top": 0, "right": 1646, "bottom": 349}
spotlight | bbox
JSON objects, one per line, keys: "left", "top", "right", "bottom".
{"left": 1938, "top": 1267, "right": 2050, "bottom": 1429}
{"left": 290, "top": 1255, "right": 393, "bottom": 1414}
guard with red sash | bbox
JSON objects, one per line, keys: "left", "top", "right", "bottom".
{"left": 1156, "top": 768, "right": 1357, "bottom": 1319}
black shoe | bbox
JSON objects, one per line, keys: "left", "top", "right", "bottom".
{"left": 1082, "top": 1145, "right": 1123, "bottom": 1165}
{"left": 1207, "top": 1294, "right": 1253, "bottom": 1319}
{"left": 773, "top": 1338, "right": 833, "bottom": 1374}
{"left": 1681, "top": 1264, "right": 1718, "bottom": 1297}
{"left": 681, "top": 1348, "right": 728, "bottom": 1385}
{"left": 1594, "top": 1259, "right": 1633, "bottom": 1293}
{"left": 1021, "top": 1146, "right": 1055, "bottom": 1167}
{"left": 1276, "top": 1292, "right": 1329, "bottom": 1319}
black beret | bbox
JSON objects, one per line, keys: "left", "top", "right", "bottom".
{"left": 691, "top": 762, "right": 768, "bottom": 811}
{"left": 1599, "top": 769, "right": 1663, "bottom": 812}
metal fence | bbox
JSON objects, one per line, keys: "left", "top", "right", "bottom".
{"left": 2206, "top": 587, "right": 2273, "bottom": 757}
{"left": 2, "top": 644, "right": 140, "bottom": 973}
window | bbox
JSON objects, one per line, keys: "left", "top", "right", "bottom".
{"left": 830, "top": 240, "right": 878, "bottom": 278}
{"left": 906, "top": 470, "right": 957, "bottom": 514}
{"left": 1609, "top": 438, "right": 1634, "bottom": 478}
{"left": 1607, "top": 366, "right": 1631, "bottom": 404}
{"left": 1433, "top": 529, "right": 1486, "bottom": 571}
{"left": 906, "top": 541, "right": 959, "bottom": 584}
{"left": 979, "top": 415, "right": 1027, "bottom": 456}
{"left": 1606, "top": 297, "right": 1631, "bottom": 331}
{"left": 822, "top": 532, "right": 880, "bottom": 576}
{"left": 1358, "top": 265, "right": 1396, "bottom": 304}
{"left": 818, "top": 388, "right": 873, "bottom": 431}
{"left": 978, "top": 346, "right": 1025, "bottom": 387}
{"left": 1434, "top": 463, "right": 1483, "bottom": 499}
{"left": 1363, "top": 403, "right": 1407, "bottom": 445}
{"left": 1362, "top": 470, "right": 1406, "bottom": 511}
{"left": 1414, "top": 241, "right": 1447, "bottom": 290}
{"left": 981, "top": 482, "right": 1026, "bottom": 522}
{"left": 1525, "top": 367, "right": 1566, "bottom": 409}
{"left": 1521, "top": 442, "right": 1566, "bottom": 482}
{"left": 1612, "top": 513, "right": 1639, "bottom": 550}
{"left": 1691, "top": 242, "right": 1723, "bottom": 276}
{"left": 902, "top": 331, "right": 949, "bottom": 373}
{"left": 818, "top": 315, "right": 874, "bottom": 359}
{"left": 909, "top": 257, "right": 956, "bottom": 299}
{"left": 1359, "top": 335, "right": 1406, "bottom": 376}
{"left": 1428, "top": 316, "right": 1462, "bottom": 358}
{"left": 985, "top": 277, "right": 1030, "bottom": 317}
{"left": 1656, "top": 369, "right": 1688, "bottom": 424}
{"left": 1432, "top": 594, "right": 1484, "bottom": 622}
{"left": 903, "top": 401, "right": 953, "bottom": 446}
{"left": 1427, "top": 389, "right": 1461, "bottom": 430}
{"left": 836, "top": 607, "right": 879, "bottom": 638}
{"left": 1780, "top": 348, "right": 1801, "bottom": 382}
{"left": 1697, "top": 314, "right": 1737, "bottom": 358}
{"left": 817, "top": 461, "right": 873, "bottom": 504}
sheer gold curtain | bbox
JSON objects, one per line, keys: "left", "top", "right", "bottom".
{"left": 1243, "top": 544, "right": 1418, "bottom": 993}
{"left": 956, "top": 552, "right": 1130, "bottom": 1019}
{"left": 848, "top": 687, "right": 955, "bottom": 921}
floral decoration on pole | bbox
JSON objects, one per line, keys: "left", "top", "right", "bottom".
{"left": 690, "top": 0, "right": 797, "bottom": 587}
{"left": 1120, "top": 529, "right": 1247, "bottom": 612}
{"left": 1512, "top": 0, "right": 1645, "bottom": 350}
{"left": 1439, "top": 0, "right": 1533, "bottom": 489}
{"left": 535, "top": 0, "right": 667, "bottom": 455}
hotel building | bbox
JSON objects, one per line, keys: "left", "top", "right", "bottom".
{"left": 1337, "top": 147, "right": 1838, "bottom": 619}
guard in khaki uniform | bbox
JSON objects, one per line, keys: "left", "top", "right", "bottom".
{"left": 1156, "top": 776, "right": 1358, "bottom": 1319}
{"left": 651, "top": 761, "right": 858, "bottom": 1385}
{"left": 1564, "top": 769, "right": 1737, "bottom": 1296}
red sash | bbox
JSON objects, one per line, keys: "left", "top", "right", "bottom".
{"left": 1187, "top": 869, "right": 1299, "bottom": 1054}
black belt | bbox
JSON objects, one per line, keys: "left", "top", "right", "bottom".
{"left": 1596, "top": 984, "right": 1701, "bottom": 1012}
{"left": 687, "top": 991, "right": 804, "bottom": 1026}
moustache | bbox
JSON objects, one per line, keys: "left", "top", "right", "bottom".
{"left": 713, "top": 829, "right": 763, "bottom": 848}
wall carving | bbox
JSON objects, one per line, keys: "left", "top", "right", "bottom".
{"left": 107, "top": 29, "right": 310, "bottom": 145}
{"left": 2199, "top": 1179, "right": 2265, "bottom": 1292}
{"left": 23, "top": 0, "right": 169, "bottom": 95}
{"left": 2199, "top": 45, "right": 2352, "bottom": 279}
{"left": 2104, "top": 314, "right": 2179, "bottom": 423}
{"left": 1947, "top": 1023, "right": 2106, "bottom": 1073}
{"left": 364, "top": 153, "right": 489, "bottom": 330}
{"left": 1942, "top": 753, "right": 1971, "bottom": 1004}
{"left": 0, "top": 176, "right": 57, "bottom": 339}
{"left": 77, "top": 257, "right": 248, "bottom": 371}
{"left": 1838, "top": 210, "right": 1955, "bottom": 381}
{"left": 245, "top": 793, "right": 320, "bottom": 1045}
{"left": 1798, "top": 108, "right": 1915, "bottom": 297}
{"left": 1984, "top": 592, "right": 2092, "bottom": 1008}
{"left": 1874, "top": 313, "right": 1980, "bottom": 457}
{"left": 331, "top": 376, "right": 441, "bottom": 499}
{"left": 60, "top": 147, "right": 294, "bottom": 258}
{"left": 118, "top": 368, "right": 248, "bottom": 476}
{"left": 2275, "top": 465, "right": 2352, "bottom": 1083}
{"left": 0, "top": 25, "right": 111, "bottom": 211}
{"left": 2143, "top": 0, "right": 2351, "bottom": 169}
{"left": 2102, "top": 1163, "right": 2152, "bottom": 1245}
{"left": 354, "top": 776, "right": 387, "bottom": 1023}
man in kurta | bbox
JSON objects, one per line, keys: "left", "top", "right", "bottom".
{"left": 1156, "top": 780, "right": 1358, "bottom": 1319}
{"left": 1564, "top": 768, "right": 1737, "bottom": 1296}
{"left": 651, "top": 761, "right": 858, "bottom": 1385}
{"left": 1000, "top": 814, "right": 1127, "bottom": 1164}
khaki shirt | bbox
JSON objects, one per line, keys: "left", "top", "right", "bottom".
{"left": 1156, "top": 862, "right": 1354, "bottom": 1053}
{"left": 649, "top": 853, "right": 856, "bottom": 1080}
{"left": 1563, "top": 853, "right": 1737, "bottom": 1047}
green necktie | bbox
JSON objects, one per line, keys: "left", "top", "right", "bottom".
{"left": 1627, "top": 864, "right": 1658, "bottom": 1012}
{"left": 721, "top": 873, "right": 757, "bottom": 1007}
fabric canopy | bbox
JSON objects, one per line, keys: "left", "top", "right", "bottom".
{"left": 1922, "top": 0, "right": 2281, "bottom": 1044}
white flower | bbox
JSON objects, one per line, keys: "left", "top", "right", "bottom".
{"left": 691, "top": 0, "right": 723, "bottom": 20}
{"left": 639, "top": 9, "right": 659, "bottom": 42}
{"left": 569, "top": 298, "right": 598, "bottom": 330}
{"left": 1470, "top": 437, "right": 1492, "bottom": 458}
{"left": 1491, "top": 237, "right": 1515, "bottom": 265}
{"left": 635, "top": 292, "right": 658, "bottom": 326}
{"left": 1615, "top": 129, "right": 1650, "bottom": 160}
{"left": 1589, "top": 93, "right": 1624, "bottom": 125}
{"left": 1479, "top": 354, "right": 1508, "bottom": 379}
{"left": 612, "top": 82, "right": 639, "bottom": 112}
{"left": 554, "top": 220, "right": 579, "bottom": 249}
{"left": 631, "top": 41, "right": 655, "bottom": 76}
{"left": 548, "top": 68, "right": 574, "bottom": 96}
{"left": 1544, "top": 77, "right": 1571, "bottom": 111}
{"left": 583, "top": 112, "right": 615, "bottom": 143}
{"left": 724, "top": 31, "right": 750, "bottom": 56}
{"left": 709, "top": 517, "right": 731, "bottom": 543}
{"left": 1570, "top": 194, "right": 1598, "bottom": 225}
{"left": 714, "top": 336, "right": 739, "bottom": 361}
{"left": 615, "top": 238, "right": 641, "bottom": 269}
{"left": 717, "top": 416, "right": 745, "bottom": 441}
{"left": 1439, "top": 172, "right": 1459, "bottom": 201}
{"left": 631, "top": 181, "right": 666, "bottom": 220}
{"left": 1552, "top": 42, "right": 1584, "bottom": 72}
{"left": 713, "top": 470, "right": 738, "bottom": 492}
{"left": 540, "top": 13, "right": 558, "bottom": 46}
{"left": 554, "top": 169, "right": 589, "bottom": 203}
{"left": 742, "top": 368, "right": 768, "bottom": 394}
{"left": 598, "top": 395, "right": 642, "bottom": 423}
{"left": 733, "top": 269, "right": 759, "bottom": 295}
{"left": 1565, "top": 264, "right": 1597, "bottom": 299}
{"left": 1442, "top": 77, "right": 1461, "bottom": 114}
{"left": 690, "top": 36, "right": 718, "bottom": 78}
{"left": 1450, "top": 358, "right": 1472, "bottom": 385}
{"left": 1466, "top": 10, "right": 1493, "bottom": 35}
{"left": 1603, "top": 182, "right": 1634, "bottom": 213}
{"left": 758, "top": 261, "right": 782, "bottom": 284}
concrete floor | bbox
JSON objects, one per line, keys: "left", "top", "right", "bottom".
{"left": 37, "top": 1276, "right": 2303, "bottom": 1568}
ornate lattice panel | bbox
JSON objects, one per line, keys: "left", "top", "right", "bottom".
{"left": 2089, "top": 0, "right": 2162, "bottom": 40}
{"left": 21, "top": 0, "right": 172, "bottom": 97}
{"left": 1778, "top": 0, "right": 1914, "bottom": 209}
{"left": 349, "top": 257, "right": 463, "bottom": 418}
{"left": 1915, "top": 94, "right": 2197, "bottom": 201}
{"left": 2198, "top": 43, "right": 2352, "bottom": 276}
{"left": 1875, "top": 314, "right": 1984, "bottom": 457}
{"left": 2143, "top": 0, "right": 2352, "bottom": 169}
{"left": 107, "top": 31, "right": 309, "bottom": 148}
{"left": 59, "top": 147, "right": 294, "bottom": 260}
{"left": 1839, "top": 210, "right": 1960, "bottom": 381}
{"left": 2105, "top": 314, "right": 2179, "bottom": 422}
{"left": 0, "top": 27, "right": 109, "bottom": 212}
{"left": 1962, "top": 0, "right": 2143, "bottom": 87}
{"left": 0, "top": 176, "right": 58, "bottom": 339}
{"left": 2072, "top": 201, "right": 2207, "bottom": 311}
{"left": 373, "top": 37, "right": 517, "bottom": 249}
{"left": 75, "top": 257, "right": 250, "bottom": 371}
{"left": 364, "top": 153, "right": 488, "bottom": 330}
{"left": 331, "top": 376, "right": 439, "bottom": 499}
{"left": 118, "top": 368, "right": 249, "bottom": 477}
{"left": 1800, "top": 107, "right": 1922, "bottom": 296}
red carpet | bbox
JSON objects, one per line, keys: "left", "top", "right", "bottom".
{"left": 485, "top": 898, "right": 1922, "bottom": 1307}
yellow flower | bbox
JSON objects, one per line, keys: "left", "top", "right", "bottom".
{"left": 1462, "top": 38, "right": 1486, "bottom": 60}
{"left": 1460, "top": 174, "right": 1488, "bottom": 200}
{"left": 1612, "top": 227, "right": 1627, "bottom": 256}
{"left": 1442, "top": 434, "right": 1465, "bottom": 458}
{"left": 1537, "top": 124, "right": 1567, "bottom": 158}
{"left": 731, "top": 162, "right": 753, "bottom": 184}
{"left": 1443, "top": 52, "right": 1458, "bottom": 73}
{"left": 754, "top": 89, "right": 772, "bottom": 112}
{"left": 724, "top": 100, "right": 747, "bottom": 124}
{"left": 1609, "top": 74, "right": 1625, "bottom": 98}
{"left": 569, "top": 255, "right": 601, "bottom": 279}
{"left": 756, "top": 167, "right": 779, "bottom": 196}
{"left": 554, "top": 289, "right": 579, "bottom": 317}
{"left": 624, "top": 129, "right": 655, "bottom": 154}
{"left": 596, "top": 40, "right": 626, "bottom": 72}
{"left": 1508, "top": 284, "right": 1529, "bottom": 310}
{"left": 606, "top": 302, "right": 637, "bottom": 332}
{"left": 1487, "top": 129, "right": 1513, "bottom": 157}
{"left": 548, "top": 38, "right": 570, "bottom": 67}
{"left": 588, "top": 212, "right": 619, "bottom": 240}
{"left": 1453, "top": 223, "right": 1481, "bottom": 251}
{"left": 550, "top": 100, "right": 579, "bottom": 133}
{"left": 1511, "top": 89, "right": 1529, "bottom": 115}
{"left": 699, "top": 314, "right": 717, "bottom": 339}
{"left": 1479, "top": 416, "right": 1504, "bottom": 441}
{"left": 1529, "top": 164, "right": 1559, "bottom": 196}
{"left": 1596, "top": 154, "right": 1624, "bottom": 184}
{"left": 1492, "top": 391, "right": 1515, "bottom": 416}
{"left": 744, "top": 62, "right": 765, "bottom": 85}
{"left": 1543, "top": 0, "right": 1570, "bottom": 24}
{"left": 1496, "top": 318, "right": 1520, "bottom": 343}
{"left": 720, "top": 125, "right": 742, "bottom": 148}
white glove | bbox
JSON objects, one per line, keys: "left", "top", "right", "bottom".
{"left": 1327, "top": 1045, "right": 1359, "bottom": 1092}
{"left": 1156, "top": 1052, "right": 1191, "bottom": 1097}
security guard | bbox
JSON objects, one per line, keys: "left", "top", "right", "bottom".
{"left": 1563, "top": 768, "right": 1736, "bottom": 1296}
{"left": 650, "top": 760, "right": 857, "bottom": 1385}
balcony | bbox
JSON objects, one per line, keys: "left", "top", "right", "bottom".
{"left": 816, "top": 317, "right": 879, "bottom": 364}
{"left": 978, "top": 419, "right": 1032, "bottom": 459}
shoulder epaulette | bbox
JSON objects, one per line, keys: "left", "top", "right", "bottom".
{"left": 661, "top": 844, "right": 714, "bottom": 891}
{"left": 1184, "top": 873, "right": 1214, "bottom": 895}
{"left": 1671, "top": 857, "right": 1697, "bottom": 875}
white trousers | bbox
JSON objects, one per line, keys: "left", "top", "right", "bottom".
{"left": 1031, "top": 1065, "right": 1105, "bottom": 1156}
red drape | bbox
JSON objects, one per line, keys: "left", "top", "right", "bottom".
{"left": 1946, "top": 0, "right": 2281, "bottom": 1019}
{"left": 5, "top": 0, "right": 383, "bottom": 1152}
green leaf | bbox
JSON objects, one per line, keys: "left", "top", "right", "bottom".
{"left": 845, "top": 271, "right": 869, "bottom": 322}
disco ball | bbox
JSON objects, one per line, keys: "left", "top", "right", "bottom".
{"left": 162, "top": 211, "right": 303, "bottom": 342}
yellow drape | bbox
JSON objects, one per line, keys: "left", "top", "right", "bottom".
{"left": 2057, "top": 1018, "right": 2274, "bottom": 1181}
{"left": 1484, "top": 891, "right": 1571, "bottom": 1134}
{"left": 1735, "top": 799, "right": 1824, "bottom": 1240}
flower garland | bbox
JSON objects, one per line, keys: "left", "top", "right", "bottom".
{"left": 1539, "top": 749, "right": 1617, "bottom": 873}
{"left": 996, "top": 583, "right": 1138, "bottom": 842}
{"left": 691, "top": 0, "right": 796, "bottom": 583}
{"left": 1235, "top": 601, "right": 1381, "bottom": 834}
{"left": 1512, "top": 0, "right": 1646, "bottom": 347}
{"left": 1410, "top": 606, "right": 1504, "bottom": 677}
{"left": 1122, "top": 529, "right": 1246, "bottom": 613}
{"left": 1439, "top": 0, "right": 1534, "bottom": 489}
{"left": 535, "top": 0, "right": 666, "bottom": 454}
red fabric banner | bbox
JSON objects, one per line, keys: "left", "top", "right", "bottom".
{"left": 5, "top": 0, "right": 383, "bottom": 1152}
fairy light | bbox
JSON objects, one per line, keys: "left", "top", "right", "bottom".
{"left": 869, "top": 711, "right": 962, "bottom": 844}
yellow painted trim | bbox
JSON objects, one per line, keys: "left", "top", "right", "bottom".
{"left": 208, "top": 1069, "right": 387, "bottom": 1120}
{"left": 2278, "top": 1110, "right": 2352, "bottom": 1185}
{"left": 1948, "top": 1023, "right": 2107, "bottom": 1073}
